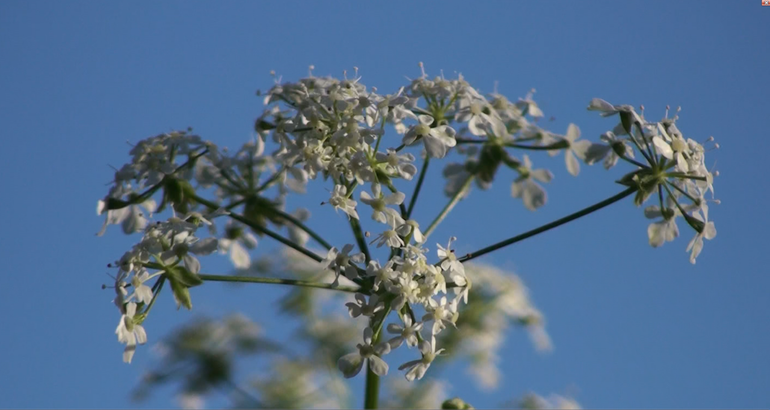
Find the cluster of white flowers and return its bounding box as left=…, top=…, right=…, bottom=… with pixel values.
left=98, top=64, right=719, bottom=386
left=586, top=99, right=719, bottom=263
left=108, top=211, right=218, bottom=363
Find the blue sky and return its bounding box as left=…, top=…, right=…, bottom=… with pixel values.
left=1, top=1, right=768, bottom=408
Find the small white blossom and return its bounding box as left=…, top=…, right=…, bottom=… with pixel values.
left=115, top=302, right=147, bottom=363
left=398, top=336, right=444, bottom=381
left=337, top=327, right=391, bottom=378
left=422, top=296, right=457, bottom=335
left=327, top=184, right=359, bottom=220
left=402, top=115, right=457, bottom=159
left=359, top=183, right=405, bottom=226
left=345, top=293, right=385, bottom=318
left=686, top=205, right=717, bottom=264
left=130, top=269, right=154, bottom=304
left=322, top=244, right=365, bottom=286
left=511, top=155, right=552, bottom=211
left=387, top=315, right=423, bottom=349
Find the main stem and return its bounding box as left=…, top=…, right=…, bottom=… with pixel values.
left=363, top=366, right=380, bottom=409
left=363, top=308, right=388, bottom=409
left=459, top=186, right=637, bottom=263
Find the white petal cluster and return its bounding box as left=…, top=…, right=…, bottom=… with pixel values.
left=588, top=99, right=719, bottom=263
left=108, top=211, right=219, bottom=362
left=97, top=65, right=721, bottom=385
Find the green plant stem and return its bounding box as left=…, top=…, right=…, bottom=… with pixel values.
left=424, top=175, right=473, bottom=239
left=349, top=216, right=372, bottom=264
left=272, top=207, right=333, bottom=250
left=255, top=167, right=286, bottom=192
left=192, top=194, right=324, bottom=263
left=364, top=367, right=380, bottom=409
left=458, top=186, right=637, bottom=263
left=406, top=157, right=430, bottom=219
left=198, top=273, right=359, bottom=293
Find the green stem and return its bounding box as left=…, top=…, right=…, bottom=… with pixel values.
left=406, top=157, right=430, bottom=219
left=636, top=122, right=658, bottom=167
left=618, top=153, right=649, bottom=169
left=198, top=273, right=359, bottom=293
left=458, top=186, right=637, bottom=263
left=256, top=168, right=286, bottom=192
left=273, top=207, right=333, bottom=250
left=503, top=140, right=570, bottom=151
left=363, top=366, right=380, bottom=409
left=424, top=175, right=473, bottom=239
left=349, top=216, right=372, bottom=264
left=192, top=194, right=324, bottom=263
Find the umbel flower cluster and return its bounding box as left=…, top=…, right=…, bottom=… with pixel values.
left=97, top=64, right=718, bottom=385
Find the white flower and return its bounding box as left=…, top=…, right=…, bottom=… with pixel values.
left=597, top=131, right=634, bottom=169
left=115, top=302, right=147, bottom=363
left=218, top=222, right=258, bottom=270
left=511, top=155, right=552, bottom=211
left=377, top=149, right=418, bottom=180
left=387, top=275, right=422, bottom=311
left=653, top=124, right=690, bottom=172
left=402, top=115, right=457, bottom=159
left=395, top=219, right=425, bottom=244
left=162, top=233, right=219, bottom=274
left=322, top=244, right=364, bottom=286
left=587, top=98, right=644, bottom=135
left=327, top=184, right=359, bottom=220
left=359, top=183, right=405, bottom=226
left=515, top=89, right=544, bottom=118
left=96, top=195, right=156, bottom=236
left=686, top=205, right=717, bottom=264
left=561, top=124, right=591, bottom=176
left=644, top=205, right=680, bottom=248
left=422, top=296, right=457, bottom=335
left=337, top=327, right=391, bottom=378
left=455, top=99, right=507, bottom=137
left=398, top=336, right=444, bottom=381
left=345, top=293, right=385, bottom=318
left=366, top=260, right=398, bottom=292
left=370, top=226, right=405, bottom=249
left=130, top=269, right=153, bottom=304
left=387, top=314, right=423, bottom=349
left=436, top=237, right=464, bottom=277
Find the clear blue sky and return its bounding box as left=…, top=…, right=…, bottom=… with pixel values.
left=1, top=1, right=768, bottom=408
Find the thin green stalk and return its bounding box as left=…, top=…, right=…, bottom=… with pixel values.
left=256, top=167, right=286, bottom=192
left=458, top=186, right=637, bottom=263
left=454, top=138, right=485, bottom=145
left=349, top=216, right=372, bottom=263
left=192, top=194, right=324, bottom=263
left=424, top=175, right=473, bottom=239
left=364, top=367, right=380, bottom=409
left=406, top=157, right=430, bottom=219
left=618, top=153, right=649, bottom=169
left=503, top=140, right=570, bottom=151
left=636, top=122, right=658, bottom=167
left=198, top=273, right=359, bottom=293
left=273, top=207, right=333, bottom=250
